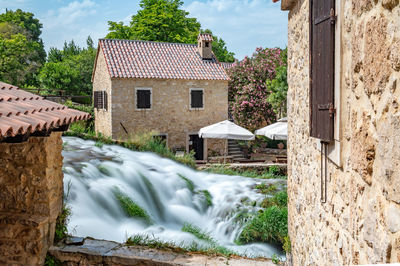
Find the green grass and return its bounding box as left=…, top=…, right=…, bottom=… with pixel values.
left=199, top=190, right=213, bottom=207
left=178, top=174, right=195, bottom=192
left=255, top=183, right=278, bottom=194
left=113, top=188, right=152, bottom=224
left=54, top=204, right=71, bottom=243
left=126, top=234, right=237, bottom=258
left=205, top=165, right=287, bottom=179
left=260, top=190, right=288, bottom=208
left=181, top=223, right=214, bottom=243
left=237, top=205, right=288, bottom=246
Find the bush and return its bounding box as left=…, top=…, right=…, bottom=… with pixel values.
left=261, top=190, right=288, bottom=208
left=237, top=205, right=288, bottom=245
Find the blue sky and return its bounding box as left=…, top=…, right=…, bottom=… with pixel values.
left=0, top=0, right=288, bottom=60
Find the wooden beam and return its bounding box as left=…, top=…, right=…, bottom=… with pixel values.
left=281, top=0, right=297, bottom=10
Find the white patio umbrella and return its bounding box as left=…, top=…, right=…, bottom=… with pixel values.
left=199, top=120, right=254, bottom=163
left=254, top=117, right=288, bottom=140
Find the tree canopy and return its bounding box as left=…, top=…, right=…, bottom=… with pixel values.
left=228, top=48, right=286, bottom=131
left=0, top=9, right=46, bottom=86
left=106, top=0, right=235, bottom=62
left=107, top=0, right=200, bottom=43
left=38, top=37, right=96, bottom=96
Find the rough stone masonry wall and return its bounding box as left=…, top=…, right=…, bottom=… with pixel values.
left=110, top=78, right=228, bottom=157
left=0, top=132, right=64, bottom=265
left=93, top=46, right=113, bottom=137
left=287, top=0, right=400, bottom=265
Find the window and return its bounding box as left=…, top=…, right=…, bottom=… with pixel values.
left=205, top=42, right=209, bottom=47
left=94, top=91, right=108, bottom=111
left=190, top=88, right=204, bottom=109
left=310, top=0, right=335, bottom=142
left=135, top=88, right=152, bottom=110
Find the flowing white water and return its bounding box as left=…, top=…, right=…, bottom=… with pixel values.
left=62, top=137, right=286, bottom=258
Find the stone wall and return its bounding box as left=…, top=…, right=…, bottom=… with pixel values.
left=287, top=0, right=400, bottom=265
left=108, top=78, right=228, bottom=157
left=0, top=132, right=64, bottom=265
left=93, top=46, right=113, bottom=137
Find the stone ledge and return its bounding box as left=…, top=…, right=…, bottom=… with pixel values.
left=49, top=237, right=274, bottom=266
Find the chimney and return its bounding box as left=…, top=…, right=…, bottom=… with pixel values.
left=198, top=33, right=213, bottom=60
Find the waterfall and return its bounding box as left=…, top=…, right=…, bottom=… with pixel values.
left=62, top=137, right=286, bottom=258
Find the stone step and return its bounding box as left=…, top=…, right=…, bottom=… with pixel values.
left=49, top=237, right=274, bottom=266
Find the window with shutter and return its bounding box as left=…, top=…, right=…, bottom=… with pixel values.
left=94, top=91, right=104, bottom=110
left=310, top=0, right=336, bottom=142
left=190, top=89, right=204, bottom=109
left=136, top=88, right=152, bottom=110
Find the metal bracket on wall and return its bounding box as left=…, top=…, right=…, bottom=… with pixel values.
left=320, top=141, right=328, bottom=203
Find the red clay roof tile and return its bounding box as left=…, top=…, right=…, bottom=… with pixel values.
left=99, top=39, right=229, bottom=81
left=0, top=81, right=90, bottom=140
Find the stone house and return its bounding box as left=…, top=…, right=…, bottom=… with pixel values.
left=92, top=34, right=229, bottom=160
left=274, top=0, right=400, bottom=265
left=0, top=81, right=89, bottom=265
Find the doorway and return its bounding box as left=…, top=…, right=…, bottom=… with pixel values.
left=189, top=134, right=204, bottom=160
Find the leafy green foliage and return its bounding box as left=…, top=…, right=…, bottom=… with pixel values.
left=255, top=183, right=278, bottom=194
left=107, top=0, right=200, bottom=44
left=271, top=254, right=281, bottom=264
left=267, top=48, right=288, bottom=117
left=228, top=47, right=285, bottom=131
left=205, top=165, right=287, bottom=179
left=54, top=205, right=71, bottom=243
left=63, top=100, right=94, bottom=133
left=106, top=1, right=235, bottom=63
left=237, top=205, right=288, bottom=245
left=113, top=188, right=152, bottom=224
left=260, top=190, right=288, bottom=209
left=38, top=38, right=96, bottom=96
left=283, top=235, right=291, bottom=253
left=0, top=9, right=46, bottom=87
left=44, top=254, right=61, bottom=266
left=182, top=223, right=214, bottom=243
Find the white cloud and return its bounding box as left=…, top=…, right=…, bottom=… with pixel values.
left=185, top=0, right=287, bottom=59
left=43, top=0, right=96, bottom=30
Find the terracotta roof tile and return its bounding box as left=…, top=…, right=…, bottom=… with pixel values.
left=99, top=39, right=229, bottom=80
left=220, top=62, right=235, bottom=70
left=198, top=33, right=213, bottom=42
left=0, top=81, right=90, bottom=140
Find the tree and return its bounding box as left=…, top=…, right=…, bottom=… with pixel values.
left=39, top=37, right=96, bottom=96
left=0, top=9, right=45, bottom=86
left=201, top=29, right=235, bottom=63
left=266, top=48, right=288, bottom=118
left=106, top=0, right=201, bottom=43
left=228, top=47, right=285, bottom=131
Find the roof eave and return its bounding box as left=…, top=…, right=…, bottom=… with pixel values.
left=273, top=0, right=297, bottom=11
